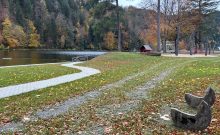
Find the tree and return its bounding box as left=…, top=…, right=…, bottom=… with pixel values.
left=157, top=0, right=161, bottom=52
left=175, top=0, right=181, bottom=56
left=122, top=31, right=129, bottom=50
left=21, top=0, right=33, bottom=18
left=188, top=0, right=219, bottom=53
left=27, top=20, right=40, bottom=48
left=161, top=0, right=169, bottom=53
left=160, top=0, right=191, bottom=56
left=46, top=19, right=57, bottom=48
left=145, top=24, right=158, bottom=49
left=2, top=17, right=26, bottom=48
left=89, top=0, right=119, bottom=50
left=0, top=0, right=9, bottom=23
left=34, top=0, right=49, bottom=45
left=104, top=31, right=116, bottom=50
left=116, top=0, right=122, bottom=51
left=141, top=0, right=163, bottom=52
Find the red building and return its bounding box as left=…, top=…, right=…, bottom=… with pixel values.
left=140, top=45, right=153, bottom=53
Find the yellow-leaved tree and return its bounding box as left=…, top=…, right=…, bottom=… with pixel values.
left=122, top=31, right=129, bottom=50
left=2, top=17, right=26, bottom=48
left=104, top=32, right=116, bottom=50
left=27, top=20, right=40, bottom=48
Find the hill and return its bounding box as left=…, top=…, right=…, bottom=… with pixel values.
left=0, top=0, right=219, bottom=50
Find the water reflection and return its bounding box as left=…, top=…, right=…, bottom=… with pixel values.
left=0, top=50, right=106, bottom=66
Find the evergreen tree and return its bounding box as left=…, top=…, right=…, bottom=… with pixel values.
left=189, top=0, right=219, bottom=51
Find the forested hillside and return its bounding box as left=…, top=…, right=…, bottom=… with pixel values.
left=0, top=0, right=147, bottom=50
left=0, top=0, right=219, bottom=51
left=0, top=0, right=87, bottom=49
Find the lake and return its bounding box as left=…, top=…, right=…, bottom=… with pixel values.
left=0, top=50, right=106, bottom=66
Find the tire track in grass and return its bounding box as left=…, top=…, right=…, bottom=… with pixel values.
left=79, top=69, right=175, bottom=135
left=34, top=61, right=168, bottom=119
left=78, top=60, right=194, bottom=135
left=0, top=60, right=170, bottom=133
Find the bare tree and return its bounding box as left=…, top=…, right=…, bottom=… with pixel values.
left=175, top=0, right=180, bottom=56
left=140, top=0, right=161, bottom=52
left=161, top=0, right=168, bottom=53
left=167, top=0, right=193, bottom=55
left=157, top=0, right=161, bottom=52
left=116, top=0, right=122, bottom=51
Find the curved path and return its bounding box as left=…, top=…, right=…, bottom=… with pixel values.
left=0, top=62, right=100, bottom=99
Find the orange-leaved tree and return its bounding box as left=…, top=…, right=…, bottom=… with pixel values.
left=104, top=31, right=116, bottom=50
left=2, top=17, right=26, bottom=48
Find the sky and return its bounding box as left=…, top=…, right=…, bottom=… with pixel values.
left=119, top=0, right=220, bottom=10
left=118, top=0, right=141, bottom=7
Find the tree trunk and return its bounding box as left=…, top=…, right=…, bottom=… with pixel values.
left=189, top=37, right=192, bottom=56
left=175, top=26, right=180, bottom=56
left=189, top=32, right=195, bottom=55
left=194, top=32, right=198, bottom=54
left=190, top=44, right=193, bottom=55
left=163, top=39, right=167, bottom=53
left=99, top=43, right=102, bottom=51
left=205, top=42, right=208, bottom=56
left=213, top=44, right=215, bottom=54
left=157, top=0, right=161, bottom=52
left=175, top=0, right=180, bottom=56
left=208, top=44, right=211, bottom=55
left=116, top=0, right=121, bottom=51
left=163, top=0, right=168, bottom=53
left=198, top=31, right=202, bottom=50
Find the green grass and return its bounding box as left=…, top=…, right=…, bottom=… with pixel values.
left=0, top=53, right=174, bottom=122
left=105, top=57, right=220, bottom=134
left=0, top=64, right=80, bottom=87
left=0, top=53, right=220, bottom=134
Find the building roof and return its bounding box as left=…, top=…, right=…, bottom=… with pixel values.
left=142, top=45, right=152, bottom=51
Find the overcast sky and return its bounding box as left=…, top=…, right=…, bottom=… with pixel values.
left=119, top=0, right=220, bottom=10
left=118, top=0, right=141, bottom=7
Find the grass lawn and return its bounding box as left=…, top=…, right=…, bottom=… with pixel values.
left=0, top=52, right=220, bottom=134
left=0, top=64, right=80, bottom=87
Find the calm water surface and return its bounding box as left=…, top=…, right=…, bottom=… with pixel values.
left=0, top=50, right=106, bottom=66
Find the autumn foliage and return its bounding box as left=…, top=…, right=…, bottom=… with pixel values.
left=27, top=20, right=40, bottom=48
left=2, top=18, right=40, bottom=48
left=104, top=32, right=116, bottom=50
left=2, top=18, right=26, bottom=48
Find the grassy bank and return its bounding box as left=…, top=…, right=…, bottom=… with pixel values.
left=0, top=64, right=80, bottom=87
left=0, top=53, right=174, bottom=124
left=103, top=58, right=220, bottom=134
left=0, top=53, right=220, bottom=134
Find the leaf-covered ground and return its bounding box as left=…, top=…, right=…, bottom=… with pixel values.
left=0, top=64, right=80, bottom=87
left=0, top=53, right=220, bottom=134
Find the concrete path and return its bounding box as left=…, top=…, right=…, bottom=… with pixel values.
left=0, top=62, right=100, bottom=99
left=162, top=54, right=218, bottom=57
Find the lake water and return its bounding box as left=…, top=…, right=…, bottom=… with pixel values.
left=0, top=50, right=106, bottom=66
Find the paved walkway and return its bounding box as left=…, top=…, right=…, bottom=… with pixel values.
left=162, top=54, right=218, bottom=57
left=0, top=62, right=100, bottom=99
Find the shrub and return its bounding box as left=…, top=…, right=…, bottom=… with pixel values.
left=0, top=44, right=4, bottom=50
